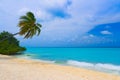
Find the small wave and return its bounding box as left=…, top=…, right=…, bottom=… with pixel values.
left=20, top=57, right=55, bottom=64
left=95, top=63, right=120, bottom=71
left=67, top=60, right=94, bottom=67
left=67, top=60, right=120, bottom=75
left=34, top=59, right=56, bottom=63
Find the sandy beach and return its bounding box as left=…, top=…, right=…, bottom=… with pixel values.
left=0, top=54, right=120, bottom=80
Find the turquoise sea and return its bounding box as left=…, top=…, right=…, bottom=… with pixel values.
left=17, top=48, right=120, bottom=75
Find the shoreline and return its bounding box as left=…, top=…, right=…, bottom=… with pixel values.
left=0, top=54, right=120, bottom=80
left=16, top=54, right=120, bottom=76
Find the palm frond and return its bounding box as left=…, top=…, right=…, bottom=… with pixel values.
left=36, top=26, right=41, bottom=36
left=26, top=12, right=36, bottom=22
left=18, top=21, right=30, bottom=27
left=24, top=30, right=31, bottom=39
left=36, top=23, right=42, bottom=28
left=20, top=16, right=31, bottom=21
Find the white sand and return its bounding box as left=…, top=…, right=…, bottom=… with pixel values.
left=0, top=54, right=120, bottom=80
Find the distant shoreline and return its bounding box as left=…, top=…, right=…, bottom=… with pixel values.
left=25, top=47, right=120, bottom=48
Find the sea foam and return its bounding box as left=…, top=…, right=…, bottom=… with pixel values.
left=67, top=60, right=120, bottom=75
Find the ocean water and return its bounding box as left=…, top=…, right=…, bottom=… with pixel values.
left=17, top=48, right=120, bottom=75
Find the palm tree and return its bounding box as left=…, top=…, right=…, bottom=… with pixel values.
left=0, top=12, right=42, bottom=42
left=18, top=12, right=42, bottom=38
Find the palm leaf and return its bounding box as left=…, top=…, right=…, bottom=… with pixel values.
left=20, top=16, right=31, bottom=21
left=18, top=21, right=30, bottom=27
left=26, top=12, right=36, bottom=22
left=36, top=26, right=41, bottom=36
left=36, top=23, right=42, bottom=28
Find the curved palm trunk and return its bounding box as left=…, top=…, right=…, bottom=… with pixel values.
left=12, top=32, right=20, bottom=36
left=0, top=32, right=20, bottom=43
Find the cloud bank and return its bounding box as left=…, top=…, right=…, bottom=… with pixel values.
left=0, top=0, right=120, bottom=47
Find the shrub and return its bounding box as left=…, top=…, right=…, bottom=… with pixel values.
left=0, top=31, right=26, bottom=55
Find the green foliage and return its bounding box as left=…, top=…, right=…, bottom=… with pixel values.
left=18, top=12, right=42, bottom=39
left=0, top=31, right=26, bottom=55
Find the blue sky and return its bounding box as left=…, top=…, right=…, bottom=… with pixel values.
left=0, top=0, right=120, bottom=47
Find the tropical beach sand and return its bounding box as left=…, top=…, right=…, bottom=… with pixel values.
left=0, top=54, right=120, bottom=80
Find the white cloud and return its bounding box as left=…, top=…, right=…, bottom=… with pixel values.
left=41, top=0, right=68, bottom=8
left=101, top=30, right=112, bottom=35
left=82, top=34, right=95, bottom=39
left=0, top=0, right=120, bottom=46
left=18, top=8, right=30, bottom=14
left=89, top=34, right=95, bottom=37
left=18, top=8, right=53, bottom=21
